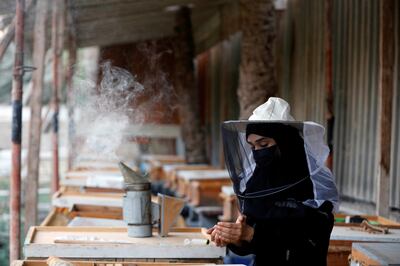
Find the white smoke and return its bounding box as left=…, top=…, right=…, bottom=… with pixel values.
left=73, top=61, right=144, bottom=162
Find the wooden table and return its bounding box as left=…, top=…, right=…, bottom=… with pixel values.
left=175, top=170, right=232, bottom=206
left=349, top=242, right=400, bottom=266
left=328, top=225, right=400, bottom=266
left=24, top=227, right=226, bottom=262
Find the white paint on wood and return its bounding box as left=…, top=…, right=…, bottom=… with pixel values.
left=52, top=195, right=123, bottom=208
left=68, top=217, right=125, bottom=227
left=61, top=171, right=124, bottom=189
left=177, top=170, right=230, bottom=181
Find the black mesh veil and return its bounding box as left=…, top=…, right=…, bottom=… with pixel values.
left=221, top=120, right=339, bottom=212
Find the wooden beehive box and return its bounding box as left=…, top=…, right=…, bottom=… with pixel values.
left=349, top=242, right=400, bottom=266
left=175, top=170, right=231, bottom=206
left=328, top=225, right=400, bottom=266
left=218, top=186, right=239, bottom=222
left=40, top=205, right=123, bottom=227
left=24, top=227, right=225, bottom=262
left=52, top=187, right=124, bottom=209
left=162, top=164, right=214, bottom=189
left=62, top=170, right=125, bottom=192
left=141, top=155, right=186, bottom=181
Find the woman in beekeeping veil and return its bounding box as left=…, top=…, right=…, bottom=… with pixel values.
left=207, top=97, right=339, bottom=266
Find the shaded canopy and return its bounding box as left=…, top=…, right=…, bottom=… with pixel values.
left=0, top=0, right=239, bottom=54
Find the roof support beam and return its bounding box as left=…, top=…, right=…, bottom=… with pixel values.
left=376, top=0, right=395, bottom=218
left=25, top=0, right=49, bottom=236
left=9, top=0, right=25, bottom=260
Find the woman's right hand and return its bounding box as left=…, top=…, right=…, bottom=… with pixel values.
left=207, top=215, right=254, bottom=247
left=207, top=225, right=227, bottom=247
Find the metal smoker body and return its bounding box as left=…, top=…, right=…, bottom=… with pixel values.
left=119, top=161, right=184, bottom=238
left=119, top=162, right=157, bottom=238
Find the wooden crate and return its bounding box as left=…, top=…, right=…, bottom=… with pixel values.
left=175, top=170, right=230, bottom=198
left=41, top=205, right=123, bottom=227
left=349, top=242, right=400, bottom=265
left=162, top=165, right=214, bottom=189
left=218, top=186, right=239, bottom=222
left=24, top=227, right=225, bottom=262
left=328, top=225, right=400, bottom=266
left=188, top=180, right=232, bottom=207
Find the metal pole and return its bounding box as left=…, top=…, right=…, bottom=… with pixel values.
left=10, top=0, right=25, bottom=261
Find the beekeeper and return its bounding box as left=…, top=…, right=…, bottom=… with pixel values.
left=207, top=97, right=339, bottom=266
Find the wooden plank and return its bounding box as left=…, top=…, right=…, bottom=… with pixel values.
left=71, top=0, right=232, bottom=10
left=334, top=214, right=400, bottom=228
left=62, top=170, right=125, bottom=190
left=176, top=170, right=230, bottom=181
left=12, top=259, right=245, bottom=266
left=52, top=190, right=124, bottom=208
left=40, top=208, right=70, bottom=227
left=350, top=242, right=400, bottom=266
left=141, top=155, right=185, bottom=164
left=24, top=226, right=226, bottom=259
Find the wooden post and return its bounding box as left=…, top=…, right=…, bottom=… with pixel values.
left=51, top=0, right=65, bottom=193
left=10, top=0, right=25, bottom=261
left=25, top=0, right=48, bottom=235
left=237, top=0, right=278, bottom=119
left=325, top=0, right=334, bottom=170
left=67, top=0, right=77, bottom=170
left=173, top=6, right=208, bottom=164
left=377, top=0, right=395, bottom=218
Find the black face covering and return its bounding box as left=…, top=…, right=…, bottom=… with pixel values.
left=252, top=145, right=278, bottom=167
